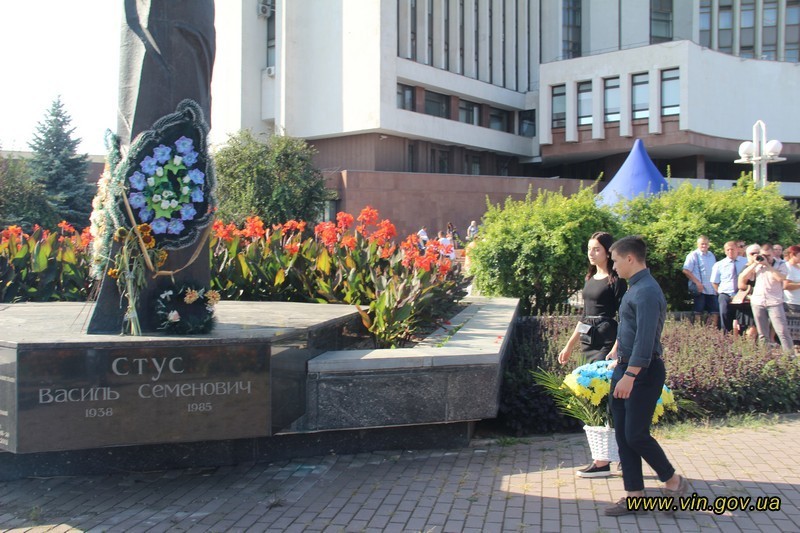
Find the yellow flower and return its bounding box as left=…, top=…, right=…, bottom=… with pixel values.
left=205, top=290, right=221, bottom=306
left=107, top=268, right=119, bottom=279
left=156, top=249, right=168, bottom=267
left=184, top=289, right=200, bottom=305
left=113, top=227, right=128, bottom=242
left=137, top=223, right=152, bottom=235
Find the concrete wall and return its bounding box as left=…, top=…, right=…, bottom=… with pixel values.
left=328, top=170, right=589, bottom=239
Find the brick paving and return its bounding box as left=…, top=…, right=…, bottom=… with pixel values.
left=2, top=416, right=800, bottom=532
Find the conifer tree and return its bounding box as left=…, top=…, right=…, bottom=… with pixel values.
left=28, top=97, right=93, bottom=229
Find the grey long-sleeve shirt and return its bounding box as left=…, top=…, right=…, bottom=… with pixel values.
left=617, top=268, right=666, bottom=368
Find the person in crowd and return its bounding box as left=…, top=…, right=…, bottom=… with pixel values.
left=682, top=235, right=718, bottom=327
left=438, top=231, right=455, bottom=260
left=739, top=243, right=793, bottom=353
left=737, top=240, right=747, bottom=258
left=466, top=220, right=479, bottom=242
left=559, top=232, right=627, bottom=478
left=447, top=222, right=460, bottom=249
left=416, top=226, right=429, bottom=251
left=783, top=245, right=800, bottom=315
left=733, top=244, right=760, bottom=341
left=774, top=243, right=784, bottom=261
left=603, top=236, right=688, bottom=516
left=711, top=241, right=748, bottom=333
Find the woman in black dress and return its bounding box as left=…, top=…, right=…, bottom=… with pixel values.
left=558, top=231, right=627, bottom=477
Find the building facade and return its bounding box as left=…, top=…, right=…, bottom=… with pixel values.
left=212, top=0, right=800, bottom=235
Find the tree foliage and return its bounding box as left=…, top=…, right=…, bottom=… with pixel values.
left=469, top=187, right=621, bottom=313
left=617, top=175, right=799, bottom=309
left=27, top=97, right=93, bottom=229
left=0, top=153, right=54, bottom=230
left=214, top=130, right=331, bottom=225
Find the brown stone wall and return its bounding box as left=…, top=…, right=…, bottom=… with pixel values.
left=327, top=170, right=591, bottom=239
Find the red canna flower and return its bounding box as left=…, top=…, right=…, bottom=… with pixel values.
left=357, top=206, right=378, bottom=227
left=380, top=244, right=396, bottom=259
left=79, top=227, right=93, bottom=249
left=438, top=258, right=452, bottom=276
left=284, top=242, right=300, bottom=255
left=57, top=220, right=76, bottom=234
left=212, top=220, right=238, bottom=242
left=340, top=234, right=357, bottom=250
left=283, top=219, right=304, bottom=233
left=314, top=221, right=338, bottom=248
left=241, top=216, right=266, bottom=240
left=336, top=212, right=354, bottom=231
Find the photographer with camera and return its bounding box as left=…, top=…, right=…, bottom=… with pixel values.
left=738, top=243, right=793, bottom=353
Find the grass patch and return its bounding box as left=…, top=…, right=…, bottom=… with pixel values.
left=652, top=412, right=784, bottom=440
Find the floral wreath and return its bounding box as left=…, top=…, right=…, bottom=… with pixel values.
left=155, top=283, right=220, bottom=334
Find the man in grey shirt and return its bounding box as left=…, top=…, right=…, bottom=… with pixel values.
left=604, top=236, right=688, bottom=516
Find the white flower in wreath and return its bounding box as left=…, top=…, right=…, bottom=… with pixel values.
left=167, top=310, right=181, bottom=323
left=160, top=290, right=173, bottom=300
left=173, top=155, right=183, bottom=165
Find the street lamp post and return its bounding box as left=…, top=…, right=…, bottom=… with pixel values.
left=734, top=120, right=785, bottom=188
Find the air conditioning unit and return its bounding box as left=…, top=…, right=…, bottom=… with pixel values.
left=265, top=66, right=276, bottom=77
left=258, top=0, right=273, bottom=18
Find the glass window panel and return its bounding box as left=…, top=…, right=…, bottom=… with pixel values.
left=719, top=29, right=733, bottom=47
left=787, top=26, right=800, bottom=44
left=577, top=81, right=592, bottom=126
left=763, top=26, right=777, bottom=45
left=741, top=28, right=755, bottom=46
left=741, top=7, right=755, bottom=28
left=719, top=9, right=733, bottom=30
left=763, top=3, right=778, bottom=26
left=519, top=110, right=536, bottom=137
left=661, top=68, right=679, bottom=116
left=552, top=85, right=566, bottom=128
left=424, top=90, right=450, bottom=117
left=397, top=84, right=415, bottom=110
left=632, top=73, right=649, bottom=119
left=458, top=100, right=480, bottom=125
left=489, top=107, right=509, bottom=131
left=604, top=78, right=620, bottom=123
left=788, top=3, right=800, bottom=25
left=762, top=44, right=777, bottom=60
left=786, top=45, right=800, bottom=62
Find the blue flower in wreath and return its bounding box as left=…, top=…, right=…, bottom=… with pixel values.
left=129, top=192, right=146, bottom=210
left=175, top=136, right=194, bottom=154
left=181, top=150, right=198, bottom=166
left=180, top=204, right=197, bottom=221
left=151, top=218, right=168, bottom=235
left=188, top=169, right=205, bottom=185
left=167, top=219, right=185, bottom=235
left=190, top=187, right=204, bottom=203
left=139, top=207, right=154, bottom=222
left=141, top=155, right=158, bottom=175
left=153, top=144, right=172, bottom=164
left=129, top=171, right=146, bottom=191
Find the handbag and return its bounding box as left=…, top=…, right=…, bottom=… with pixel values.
left=730, top=287, right=751, bottom=305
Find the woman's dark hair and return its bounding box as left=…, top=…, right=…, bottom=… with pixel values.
left=586, top=231, right=618, bottom=285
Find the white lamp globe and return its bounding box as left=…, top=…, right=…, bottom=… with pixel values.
left=765, top=139, right=783, bottom=157
left=738, top=141, right=755, bottom=158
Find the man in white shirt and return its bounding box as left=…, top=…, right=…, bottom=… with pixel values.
left=783, top=245, right=800, bottom=315
left=711, top=241, right=748, bottom=333
left=416, top=226, right=429, bottom=251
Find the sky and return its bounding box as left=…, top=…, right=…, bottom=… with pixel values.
left=0, top=1, right=122, bottom=155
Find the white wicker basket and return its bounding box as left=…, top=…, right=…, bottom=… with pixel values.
left=583, top=425, right=620, bottom=462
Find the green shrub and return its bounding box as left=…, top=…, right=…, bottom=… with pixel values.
left=497, top=314, right=583, bottom=436
left=662, top=320, right=800, bottom=416
left=617, top=175, right=799, bottom=310
left=469, top=186, right=621, bottom=314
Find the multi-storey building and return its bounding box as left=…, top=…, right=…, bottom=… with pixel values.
left=212, top=0, right=800, bottom=236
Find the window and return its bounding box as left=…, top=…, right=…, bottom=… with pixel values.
left=397, top=84, right=415, bottom=110
left=552, top=85, right=566, bottom=128
left=632, top=73, right=649, bottom=120
left=424, top=90, right=450, bottom=118
left=719, top=0, right=732, bottom=53
left=650, top=0, right=673, bottom=44
left=430, top=147, right=449, bottom=173
left=741, top=0, right=755, bottom=52
left=458, top=100, right=480, bottom=125
left=410, top=0, right=417, bottom=60
left=518, top=110, right=536, bottom=137
left=465, top=153, right=481, bottom=175
left=762, top=43, right=777, bottom=60
left=562, top=0, right=581, bottom=59
left=786, top=1, right=800, bottom=62
left=577, top=81, right=592, bottom=126
left=267, top=8, right=276, bottom=67
left=740, top=0, right=755, bottom=28
left=604, top=77, right=620, bottom=123
left=427, top=0, right=433, bottom=64
left=763, top=1, right=778, bottom=27
left=407, top=142, right=416, bottom=172
left=699, top=0, right=711, bottom=47
left=489, top=107, right=511, bottom=132
left=661, top=68, right=679, bottom=116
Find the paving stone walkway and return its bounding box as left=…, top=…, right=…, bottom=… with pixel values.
left=1, top=415, right=799, bottom=532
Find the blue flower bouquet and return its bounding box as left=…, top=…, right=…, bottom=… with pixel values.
left=532, top=360, right=677, bottom=427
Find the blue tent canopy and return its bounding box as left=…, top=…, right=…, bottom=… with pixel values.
left=596, top=139, right=669, bottom=206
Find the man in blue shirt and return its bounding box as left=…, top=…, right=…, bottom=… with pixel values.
left=682, top=235, right=718, bottom=327
left=711, top=240, right=748, bottom=333
left=604, top=236, right=688, bottom=516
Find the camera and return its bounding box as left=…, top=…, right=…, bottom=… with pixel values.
left=756, top=254, right=765, bottom=262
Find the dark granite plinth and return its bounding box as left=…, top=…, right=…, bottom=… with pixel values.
left=0, top=422, right=473, bottom=481
left=0, top=302, right=358, bottom=453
